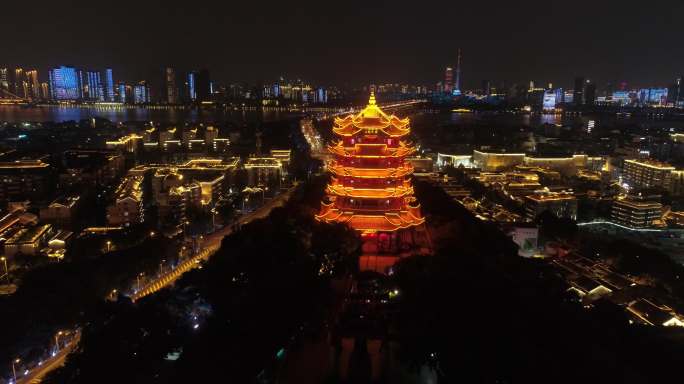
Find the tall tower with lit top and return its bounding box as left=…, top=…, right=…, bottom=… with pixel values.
left=454, top=48, right=462, bottom=95
left=317, top=92, right=424, bottom=252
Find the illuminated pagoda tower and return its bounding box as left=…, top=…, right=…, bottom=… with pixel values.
left=316, top=92, right=425, bottom=252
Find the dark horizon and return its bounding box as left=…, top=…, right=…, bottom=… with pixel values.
left=3, top=0, right=684, bottom=89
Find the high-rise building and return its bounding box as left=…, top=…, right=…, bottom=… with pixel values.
left=133, top=81, right=150, bottom=104
left=454, top=49, right=462, bottom=95
left=314, top=87, right=327, bottom=104
left=639, top=88, right=669, bottom=106
left=622, top=159, right=674, bottom=191
left=316, top=93, right=425, bottom=241
left=444, top=67, right=453, bottom=94
left=543, top=90, right=557, bottom=111
left=584, top=80, right=596, bottom=105
left=187, top=71, right=197, bottom=101
left=117, top=82, right=127, bottom=103
left=13, top=68, right=24, bottom=98
left=83, top=71, right=103, bottom=101
left=563, top=90, right=574, bottom=104
left=165, top=67, right=178, bottom=104
left=104, top=69, right=115, bottom=102
left=196, top=69, right=211, bottom=102
left=41, top=82, right=49, bottom=99
left=0, top=68, right=9, bottom=97
left=668, top=77, right=682, bottom=106
left=573, top=77, right=585, bottom=105
left=25, top=70, right=40, bottom=100
left=48, top=66, right=80, bottom=100
left=611, top=194, right=662, bottom=229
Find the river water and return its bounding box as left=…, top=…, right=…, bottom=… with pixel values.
left=0, top=105, right=295, bottom=124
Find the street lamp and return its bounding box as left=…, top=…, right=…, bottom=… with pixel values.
left=106, top=241, right=112, bottom=253
left=0, top=256, right=9, bottom=284
left=55, top=331, right=63, bottom=352
left=11, top=358, right=20, bottom=383
left=159, top=259, right=166, bottom=276
left=136, top=272, right=144, bottom=292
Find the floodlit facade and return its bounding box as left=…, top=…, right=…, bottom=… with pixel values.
left=4, top=224, right=53, bottom=257
left=106, top=176, right=144, bottom=227
left=622, top=159, right=674, bottom=191
left=611, top=195, right=663, bottom=228
left=524, top=191, right=578, bottom=221
left=317, top=93, right=424, bottom=234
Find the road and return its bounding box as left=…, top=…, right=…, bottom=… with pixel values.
left=132, top=185, right=296, bottom=301
left=16, top=330, right=81, bottom=384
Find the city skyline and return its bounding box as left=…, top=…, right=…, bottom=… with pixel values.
left=3, top=0, right=684, bottom=88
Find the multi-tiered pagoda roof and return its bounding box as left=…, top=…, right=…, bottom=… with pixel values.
left=316, top=93, right=424, bottom=233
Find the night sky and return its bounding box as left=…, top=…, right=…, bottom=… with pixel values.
left=5, top=0, right=684, bottom=88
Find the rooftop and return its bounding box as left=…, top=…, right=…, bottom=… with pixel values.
left=0, top=159, right=50, bottom=169
left=115, top=176, right=143, bottom=202
left=333, top=92, right=411, bottom=138
left=49, top=196, right=80, bottom=209
left=244, top=157, right=282, bottom=168
left=624, top=158, right=675, bottom=170
left=525, top=191, right=576, bottom=202
left=6, top=224, right=51, bottom=245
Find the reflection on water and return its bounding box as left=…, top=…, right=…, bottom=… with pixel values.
left=446, top=111, right=569, bottom=126
left=443, top=110, right=684, bottom=130
left=0, top=105, right=294, bottom=123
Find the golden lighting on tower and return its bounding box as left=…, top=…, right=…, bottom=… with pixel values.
left=316, top=92, right=424, bottom=233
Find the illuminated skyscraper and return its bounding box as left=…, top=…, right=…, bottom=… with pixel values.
left=104, top=69, right=115, bottom=102
left=25, top=70, right=40, bottom=100
left=0, top=68, right=9, bottom=96
left=444, top=67, right=453, bottom=94
left=13, top=68, right=24, bottom=98
left=314, top=87, right=327, bottom=104
left=317, top=93, right=425, bottom=248
left=41, top=82, right=49, bottom=99
left=187, top=71, right=197, bottom=101
left=84, top=71, right=104, bottom=101
left=165, top=67, right=178, bottom=104
left=48, top=66, right=80, bottom=100
left=117, top=82, right=127, bottom=103
left=133, top=81, right=150, bottom=104
left=454, top=49, right=462, bottom=95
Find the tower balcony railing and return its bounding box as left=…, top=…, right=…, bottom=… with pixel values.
left=328, top=162, right=414, bottom=178
left=326, top=184, right=414, bottom=199
left=328, top=141, right=415, bottom=158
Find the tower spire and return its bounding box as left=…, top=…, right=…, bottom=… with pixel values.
left=454, top=48, right=462, bottom=94
left=368, top=91, right=376, bottom=106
